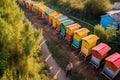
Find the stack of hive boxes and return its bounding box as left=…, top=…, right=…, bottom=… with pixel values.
left=90, top=43, right=111, bottom=68
left=38, top=6, right=50, bottom=19
left=31, top=2, right=37, bottom=12
left=33, top=3, right=38, bottom=12
left=25, top=1, right=30, bottom=9
left=80, top=34, right=99, bottom=58
left=60, top=19, right=75, bottom=36
left=72, top=28, right=89, bottom=48
left=45, top=9, right=55, bottom=23
left=52, top=13, right=63, bottom=28
left=56, top=16, right=69, bottom=31
left=48, top=12, right=58, bottom=25
left=66, top=23, right=80, bottom=41
left=102, top=53, right=120, bottom=80
left=34, top=3, right=42, bottom=14
left=29, top=1, right=36, bottom=11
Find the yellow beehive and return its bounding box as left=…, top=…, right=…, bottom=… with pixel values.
left=33, top=3, right=43, bottom=10
left=73, top=28, right=90, bottom=41
left=48, top=12, right=58, bottom=20
left=28, top=2, right=31, bottom=7
left=52, top=14, right=63, bottom=28
left=66, top=23, right=80, bottom=35
left=80, top=46, right=92, bottom=57
left=82, top=34, right=99, bottom=49
left=38, top=6, right=49, bottom=14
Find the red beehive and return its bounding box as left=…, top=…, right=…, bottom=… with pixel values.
left=105, top=53, right=120, bottom=72
left=92, top=43, right=111, bottom=60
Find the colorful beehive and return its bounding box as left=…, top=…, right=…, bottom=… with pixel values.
left=52, top=13, right=63, bottom=28
left=48, top=12, right=58, bottom=25
left=27, top=1, right=31, bottom=10
left=33, top=3, right=43, bottom=14
left=38, top=6, right=50, bottom=19
left=102, top=53, right=120, bottom=80
left=90, top=43, right=111, bottom=68
left=29, top=1, right=36, bottom=11
left=60, top=19, right=75, bottom=36
left=66, top=23, right=80, bottom=41
left=45, top=9, right=55, bottom=23
left=25, top=1, right=29, bottom=8
left=80, top=34, right=99, bottom=58
left=72, top=28, right=90, bottom=48
left=56, top=16, right=69, bottom=31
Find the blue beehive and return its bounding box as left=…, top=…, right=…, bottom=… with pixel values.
left=100, top=10, right=120, bottom=30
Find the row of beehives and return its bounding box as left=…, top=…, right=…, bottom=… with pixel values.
left=19, top=1, right=120, bottom=80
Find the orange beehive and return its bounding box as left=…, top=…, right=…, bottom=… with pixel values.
left=92, top=43, right=111, bottom=60
left=102, top=53, right=120, bottom=80
left=105, top=53, right=120, bottom=72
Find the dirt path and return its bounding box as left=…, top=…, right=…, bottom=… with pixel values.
left=40, top=37, right=70, bottom=80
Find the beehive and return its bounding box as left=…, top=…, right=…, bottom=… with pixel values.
left=33, top=3, right=43, bottom=13
left=45, top=9, right=55, bottom=22
left=73, top=28, right=90, bottom=41
left=92, top=43, right=111, bottom=60
left=82, top=34, right=99, bottom=49
left=90, top=43, right=111, bottom=68
left=56, top=16, right=69, bottom=31
left=102, top=53, right=120, bottom=79
left=72, top=39, right=82, bottom=48
left=48, top=12, right=58, bottom=24
left=60, top=19, right=75, bottom=36
left=52, top=13, right=63, bottom=28
left=66, top=23, right=80, bottom=35
left=38, top=6, right=50, bottom=19
left=80, top=46, right=92, bottom=57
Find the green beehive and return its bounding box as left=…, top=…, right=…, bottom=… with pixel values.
left=60, top=19, right=74, bottom=36
left=72, top=38, right=82, bottom=48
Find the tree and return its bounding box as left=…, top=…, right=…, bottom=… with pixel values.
left=0, top=0, right=51, bottom=79
left=84, top=0, right=112, bottom=18
left=94, top=24, right=107, bottom=42
left=105, top=27, right=117, bottom=42
left=108, top=32, right=120, bottom=54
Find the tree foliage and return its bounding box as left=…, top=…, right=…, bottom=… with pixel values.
left=84, top=0, right=112, bottom=18
left=94, top=24, right=117, bottom=43
left=0, top=0, right=51, bottom=79
left=108, top=32, right=120, bottom=54
left=43, top=0, right=113, bottom=19
left=94, top=24, right=107, bottom=42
